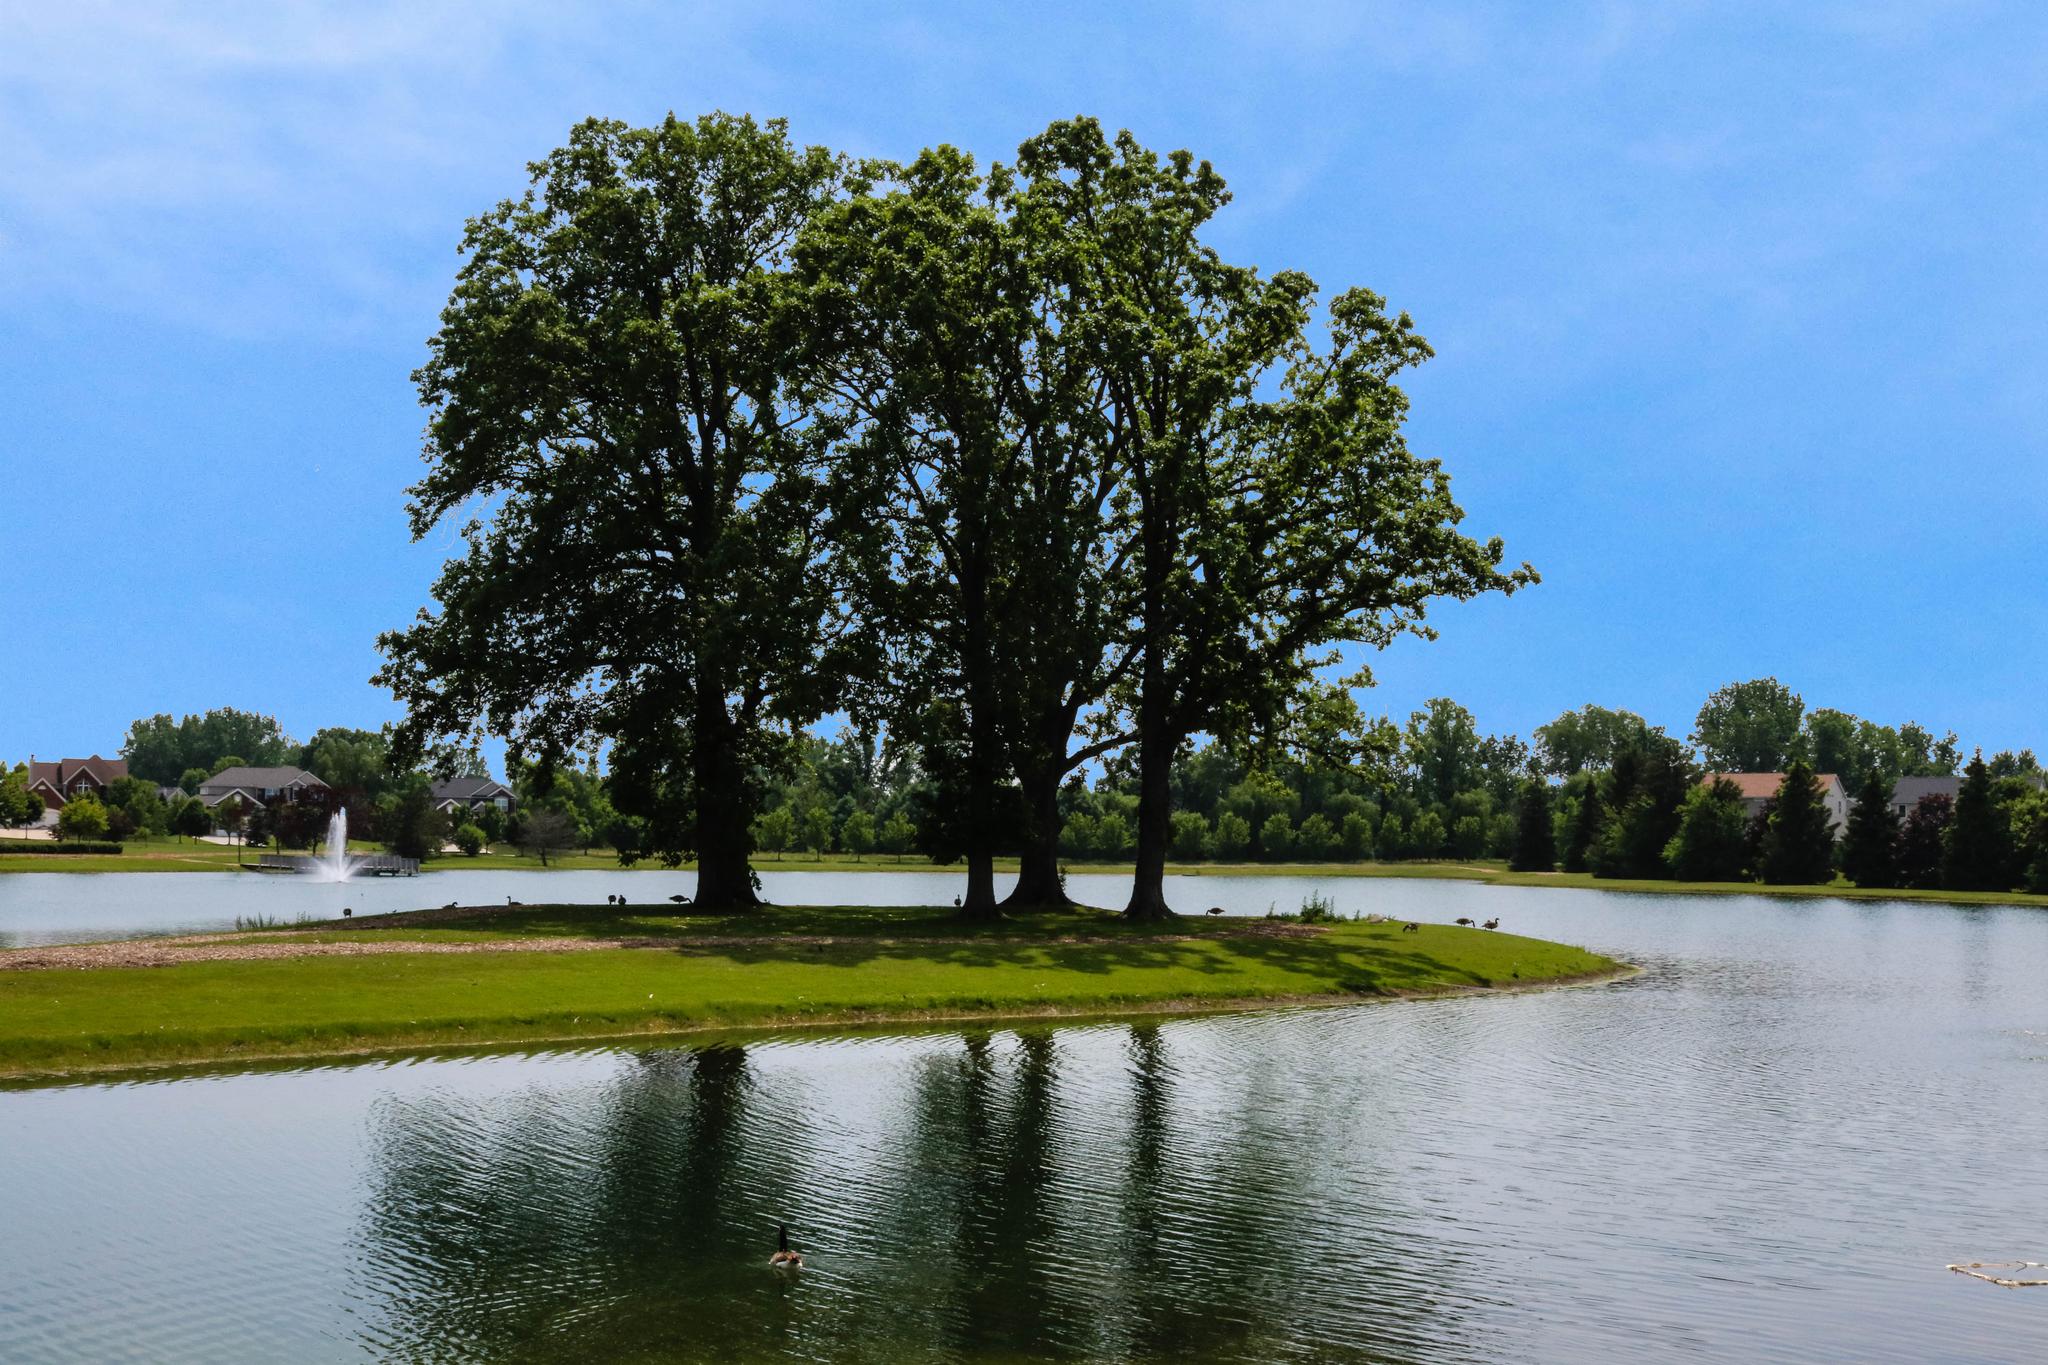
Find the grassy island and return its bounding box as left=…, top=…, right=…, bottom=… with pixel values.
left=0, top=903, right=1623, bottom=1079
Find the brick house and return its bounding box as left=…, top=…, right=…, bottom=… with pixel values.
left=25, top=755, right=129, bottom=811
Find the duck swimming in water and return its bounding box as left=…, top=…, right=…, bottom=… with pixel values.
left=770, top=1223, right=803, bottom=1269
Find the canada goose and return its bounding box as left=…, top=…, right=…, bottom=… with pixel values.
left=953, top=895, right=961, bottom=907
left=607, top=894, right=617, bottom=905
left=342, top=907, right=352, bottom=918
left=443, top=901, right=458, bottom=910
left=1455, top=917, right=1475, bottom=927
left=507, top=896, right=522, bottom=906
left=770, top=1223, right=803, bottom=1269
left=1206, top=906, right=1225, bottom=916
left=1402, top=921, right=1420, bottom=932
left=670, top=893, right=690, bottom=904
left=1482, top=918, right=1500, bottom=930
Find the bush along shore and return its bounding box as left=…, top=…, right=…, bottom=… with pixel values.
left=0, top=902, right=1623, bottom=1079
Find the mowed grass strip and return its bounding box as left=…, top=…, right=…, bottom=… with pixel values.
left=0, top=911, right=1618, bottom=1076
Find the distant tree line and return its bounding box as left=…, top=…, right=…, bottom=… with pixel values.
left=374, top=112, right=1530, bottom=917
left=732, top=676, right=2046, bottom=896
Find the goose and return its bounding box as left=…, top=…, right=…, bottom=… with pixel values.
left=953, top=895, right=962, bottom=908
left=669, top=894, right=691, bottom=905
left=443, top=901, right=458, bottom=910
left=770, top=1223, right=803, bottom=1269
left=1455, top=917, right=1475, bottom=927
left=1482, top=918, right=1500, bottom=930
left=1401, top=921, right=1420, bottom=933
left=607, top=894, right=618, bottom=905
left=1206, top=906, right=1225, bottom=916
left=342, top=907, right=352, bottom=918
left=507, top=896, right=523, bottom=906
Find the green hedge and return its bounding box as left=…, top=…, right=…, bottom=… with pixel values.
left=0, top=841, right=125, bottom=855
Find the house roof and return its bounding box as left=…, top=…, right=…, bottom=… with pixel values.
left=1890, top=775, right=1959, bottom=807
left=431, top=777, right=511, bottom=801
left=1703, top=772, right=1845, bottom=800
left=199, top=765, right=328, bottom=791
left=26, top=756, right=128, bottom=789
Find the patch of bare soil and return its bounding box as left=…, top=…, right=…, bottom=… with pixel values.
left=0, top=914, right=1326, bottom=972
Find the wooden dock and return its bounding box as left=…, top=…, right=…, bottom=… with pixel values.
left=252, top=854, right=421, bottom=877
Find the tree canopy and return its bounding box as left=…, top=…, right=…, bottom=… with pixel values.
left=1692, top=677, right=1804, bottom=773
left=376, top=113, right=849, bottom=909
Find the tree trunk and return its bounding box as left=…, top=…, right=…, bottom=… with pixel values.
left=692, top=682, right=760, bottom=912
left=1124, top=716, right=1176, bottom=920
left=1123, top=630, right=1178, bottom=920
left=1003, top=766, right=1071, bottom=911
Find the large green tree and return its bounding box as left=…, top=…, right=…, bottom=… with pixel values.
left=376, top=114, right=846, bottom=909
left=1758, top=760, right=1835, bottom=885
left=1839, top=770, right=1900, bottom=889
left=1692, top=677, right=1804, bottom=773
left=1028, top=123, right=1527, bottom=918
left=1532, top=704, right=1655, bottom=777
left=1508, top=778, right=1556, bottom=872
left=121, top=708, right=297, bottom=784
left=1942, top=751, right=2015, bottom=891
left=1663, top=777, right=1751, bottom=882
left=798, top=137, right=1128, bottom=917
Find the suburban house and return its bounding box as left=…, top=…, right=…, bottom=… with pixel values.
left=1889, top=775, right=1960, bottom=820
left=1702, top=772, right=1853, bottom=835
left=431, top=777, right=514, bottom=815
left=198, top=765, right=329, bottom=809
left=25, top=755, right=129, bottom=810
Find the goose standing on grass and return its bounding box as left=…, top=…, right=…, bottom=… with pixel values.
left=670, top=894, right=691, bottom=905
left=507, top=896, right=522, bottom=907
left=1455, top=917, right=1475, bottom=927
left=1482, top=918, right=1500, bottom=930
left=770, top=1223, right=803, bottom=1269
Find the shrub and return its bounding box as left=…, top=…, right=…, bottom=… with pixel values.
left=452, top=823, right=486, bottom=857
left=1294, top=813, right=1337, bottom=861
left=0, top=841, right=126, bottom=855
left=1258, top=812, right=1295, bottom=860
left=1663, top=778, right=1750, bottom=882
left=1298, top=890, right=1341, bottom=923
left=1338, top=810, right=1375, bottom=861
left=56, top=793, right=112, bottom=842
left=1169, top=810, right=1212, bottom=862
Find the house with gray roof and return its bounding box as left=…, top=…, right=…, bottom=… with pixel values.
left=1889, top=775, right=1959, bottom=820
left=199, top=765, right=329, bottom=809
left=431, top=777, right=514, bottom=815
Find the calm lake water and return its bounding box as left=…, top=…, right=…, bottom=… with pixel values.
left=3, top=873, right=2046, bottom=1361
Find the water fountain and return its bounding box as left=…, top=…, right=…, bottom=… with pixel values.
left=315, top=808, right=355, bottom=882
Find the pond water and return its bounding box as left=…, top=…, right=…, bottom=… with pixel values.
left=0, top=866, right=1365, bottom=948
left=3, top=875, right=2047, bottom=1361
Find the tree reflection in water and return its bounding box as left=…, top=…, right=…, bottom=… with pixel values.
left=348, top=1025, right=1469, bottom=1362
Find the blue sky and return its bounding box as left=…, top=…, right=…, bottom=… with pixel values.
left=4, top=1, right=2045, bottom=769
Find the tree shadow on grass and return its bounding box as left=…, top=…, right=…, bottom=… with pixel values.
left=662, top=930, right=1501, bottom=995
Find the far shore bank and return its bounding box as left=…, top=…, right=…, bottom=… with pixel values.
left=0, top=902, right=1622, bottom=1080
left=5, top=839, right=2047, bottom=912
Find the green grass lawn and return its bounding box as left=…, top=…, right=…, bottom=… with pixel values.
left=0, top=904, right=1620, bottom=1078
